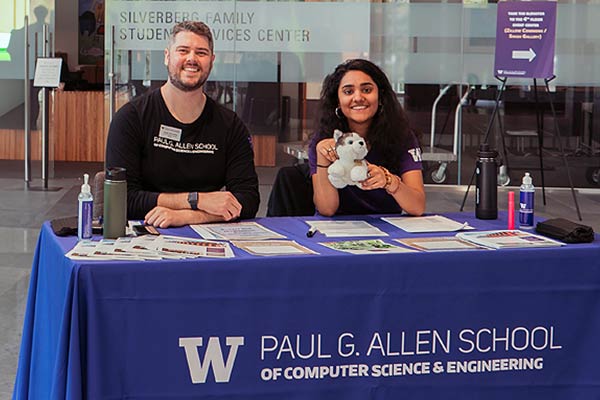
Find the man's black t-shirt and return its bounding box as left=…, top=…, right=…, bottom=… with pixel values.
left=106, top=89, right=259, bottom=220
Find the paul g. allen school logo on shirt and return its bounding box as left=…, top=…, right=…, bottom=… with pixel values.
left=154, top=124, right=218, bottom=154
left=179, top=336, right=245, bottom=383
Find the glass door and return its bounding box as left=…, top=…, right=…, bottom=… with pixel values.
left=0, top=0, right=55, bottom=182
left=104, top=0, right=372, bottom=168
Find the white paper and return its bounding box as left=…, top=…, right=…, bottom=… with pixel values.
left=247, top=245, right=304, bottom=254
left=191, top=222, right=286, bottom=240
left=455, top=230, right=564, bottom=249
left=382, top=215, right=475, bottom=233
left=232, top=240, right=318, bottom=256
left=395, top=237, right=489, bottom=251
left=33, top=58, right=63, bottom=88
left=306, top=220, right=387, bottom=237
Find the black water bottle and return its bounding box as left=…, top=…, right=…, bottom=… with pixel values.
left=475, top=143, right=498, bottom=220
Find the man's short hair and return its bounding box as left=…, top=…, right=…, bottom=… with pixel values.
left=169, top=21, right=214, bottom=52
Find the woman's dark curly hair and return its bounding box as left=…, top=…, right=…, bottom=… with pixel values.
left=313, top=59, right=415, bottom=169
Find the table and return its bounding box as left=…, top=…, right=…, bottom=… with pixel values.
left=13, top=213, right=600, bottom=399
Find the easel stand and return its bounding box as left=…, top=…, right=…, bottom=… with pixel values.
left=460, top=75, right=582, bottom=221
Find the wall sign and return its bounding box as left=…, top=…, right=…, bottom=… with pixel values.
left=107, top=0, right=370, bottom=53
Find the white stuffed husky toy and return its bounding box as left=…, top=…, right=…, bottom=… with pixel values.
left=327, top=129, right=369, bottom=189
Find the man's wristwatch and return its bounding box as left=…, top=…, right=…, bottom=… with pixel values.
left=188, top=192, right=199, bottom=210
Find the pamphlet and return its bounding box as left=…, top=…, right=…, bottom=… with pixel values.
left=320, top=239, right=415, bottom=255
left=455, top=230, right=564, bottom=249
left=66, top=240, right=127, bottom=261
left=66, top=234, right=234, bottom=261
left=91, top=239, right=144, bottom=260
left=232, top=240, right=318, bottom=256
left=306, top=220, right=387, bottom=237
left=395, top=237, right=489, bottom=252
left=122, top=235, right=185, bottom=259
left=191, top=222, right=286, bottom=240
left=382, top=215, right=474, bottom=233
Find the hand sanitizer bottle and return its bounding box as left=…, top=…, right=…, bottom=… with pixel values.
left=519, top=172, right=535, bottom=229
left=78, top=173, right=93, bottom=240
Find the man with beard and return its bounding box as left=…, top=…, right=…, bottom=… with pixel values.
left=106, top=21, right=259, bottom=228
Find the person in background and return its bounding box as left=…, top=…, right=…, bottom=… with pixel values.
left=308, top=59, right=426, bottom=216
left=106, top=21, right=259, bottom=228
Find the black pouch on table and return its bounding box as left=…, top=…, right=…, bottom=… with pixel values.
left=535, top=218, right=595, bottom=243
left=50, top=216, right=78, bottom=236
left=50, top=216, right=103, bottom=236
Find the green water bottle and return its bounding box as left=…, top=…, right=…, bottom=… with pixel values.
left=103, top=167, right=127, bottom=239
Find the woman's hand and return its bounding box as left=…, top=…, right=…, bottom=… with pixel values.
left=316, top=138, right=338, bottom=165
left=312, top=137, right=341, bottom=216
left=360, top=163, right=391, bottom=190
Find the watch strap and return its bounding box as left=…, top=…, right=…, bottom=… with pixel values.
left=188, top=192, right=199, bottom=210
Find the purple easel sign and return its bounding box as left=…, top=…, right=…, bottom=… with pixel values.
left=494, top=1, right=557, bottom=79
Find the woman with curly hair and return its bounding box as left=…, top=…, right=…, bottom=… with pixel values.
left=308, top=59, right=426, bottom=216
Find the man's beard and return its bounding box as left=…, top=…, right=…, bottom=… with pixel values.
left=167, top=63, right=210, bottom=92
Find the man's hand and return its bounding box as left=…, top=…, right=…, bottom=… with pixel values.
left=155, top=191, right=242, bottom=222
left=198, top=191, right=242, bottom=221
left=144, top=207, right=189, bottom=228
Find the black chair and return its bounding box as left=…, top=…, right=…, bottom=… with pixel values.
left=267, top=164, right=315, bottom=217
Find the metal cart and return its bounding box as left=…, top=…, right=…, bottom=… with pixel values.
left=422, top=83, right=471, bottom=184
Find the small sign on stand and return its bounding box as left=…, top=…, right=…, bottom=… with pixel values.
left=494, top=1, right=557, bottom=79
left=30, top=57, right=63, bottom=192
left=33, top=57, right=63, bottom=88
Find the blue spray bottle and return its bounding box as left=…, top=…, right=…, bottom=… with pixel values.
left=78, top=173, right=93, bottom=240
left=519, top=172, right=535, bottom=229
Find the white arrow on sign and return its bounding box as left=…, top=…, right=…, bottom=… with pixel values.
left=512, top=48, right=537, bottom=62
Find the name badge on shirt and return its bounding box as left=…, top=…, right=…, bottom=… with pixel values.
left=159, top=124, right=182, bottom=141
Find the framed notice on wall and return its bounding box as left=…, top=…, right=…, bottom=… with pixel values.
left=494, top=1, right=557, bottom=79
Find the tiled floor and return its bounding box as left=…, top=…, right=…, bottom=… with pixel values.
left=1, top=161, right=599, bottom=399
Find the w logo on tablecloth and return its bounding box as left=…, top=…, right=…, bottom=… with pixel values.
left=179, top=336, right=245, bottom=383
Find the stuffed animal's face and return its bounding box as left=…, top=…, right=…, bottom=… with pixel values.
left=333, top=130, right=368, bottom=161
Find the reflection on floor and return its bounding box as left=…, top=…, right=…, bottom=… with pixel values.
left=1, top=161, right=599, bottom=398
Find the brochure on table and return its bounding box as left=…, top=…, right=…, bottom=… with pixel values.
left=66, top=235, right=234, bottom=260
left=382, top=215, right=474, bottom=233
left=191, top=221, right=286, bottom=240
left=320, top=239, right=416, bottom=255
left=306, top=220, right=387, bottom=237
left=232, top=240, right=318, bottom=256
left=396, top=237, right=490, bottom=252
left=455, top=230, right=564, bottom=249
